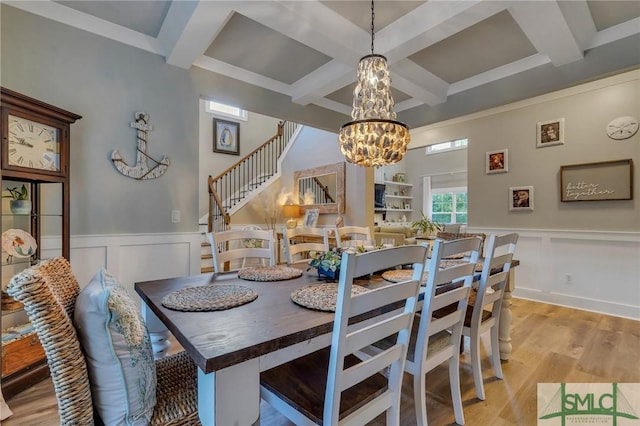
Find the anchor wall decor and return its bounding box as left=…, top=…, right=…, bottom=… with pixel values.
left=111, top=112, right=169, bottom=180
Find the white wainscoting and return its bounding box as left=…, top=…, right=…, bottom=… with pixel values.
left=468, top=228, right=640, bottom=320
left=42, top=232, right=203, bottom=305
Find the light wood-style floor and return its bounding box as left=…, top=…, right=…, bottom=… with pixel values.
left=3, top=298, right=639, bottom=425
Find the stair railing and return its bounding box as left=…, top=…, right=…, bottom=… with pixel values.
left=208, top=120, right=297, bottom=233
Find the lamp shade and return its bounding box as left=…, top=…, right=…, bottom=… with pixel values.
left=282, top=204, right=300, bottom=218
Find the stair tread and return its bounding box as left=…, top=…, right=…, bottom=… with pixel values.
left=201, top=266, right=214, bottom=274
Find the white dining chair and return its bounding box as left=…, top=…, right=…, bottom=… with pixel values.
left=336, top=225, right=374, bottom=249
left=260, top=245, right=429, bottom=425
left=369, top=237, right=481, bottom=425
left=282, top=226, right=329, bottom=265
left=206, top=229, right=275, bottom=273
left=462, top=232, right=518, bottom=400
left=240, top=224, right=268, bottom=268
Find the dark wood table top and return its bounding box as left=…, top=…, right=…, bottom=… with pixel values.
left=135, top=259, right=519, bottom=374
left=136, top=270, right=343, bottom=373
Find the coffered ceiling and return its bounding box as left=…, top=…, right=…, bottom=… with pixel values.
left=8, top=0, right=640, bottom=129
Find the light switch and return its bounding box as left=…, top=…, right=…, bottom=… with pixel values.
left=171, top=210, right=181, bottom=223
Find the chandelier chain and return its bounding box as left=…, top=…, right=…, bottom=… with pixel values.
left=370, top=0, right=375, bottom=55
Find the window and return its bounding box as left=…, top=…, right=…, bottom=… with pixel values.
left=205, top=100, right=248, bottom=121
left=432, top=187, right=467, bottom=224
left=425, top=138, right=468, bottom=155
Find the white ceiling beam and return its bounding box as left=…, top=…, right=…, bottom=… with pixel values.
left=509, top=1, right=584, bottom=66
left=589, top=17, right=640, bottom=49
left=555, top=0, right=597, bottom=51
left=193, top=56, right=292, bottom=96
left=291, top=61, right=354, bottom=106
left=3, top=0, right=163, bottom=54
left=377, top=0, right=505, bottom=61
left=161, top=2, right=233, bottom=69
left=390, top=60, right=449, bottom=105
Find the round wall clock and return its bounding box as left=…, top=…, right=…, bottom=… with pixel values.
left=606, top=116, right=639, bottom=140
left=7, top=114, right=61, bottom=171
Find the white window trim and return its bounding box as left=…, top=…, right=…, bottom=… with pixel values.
left=205, top=100, right=248, bottom=121
left=431, top=186, right=468, bottom=224
left=425, top=138, right=468, bottom=155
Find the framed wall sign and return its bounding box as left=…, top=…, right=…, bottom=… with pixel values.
left=509, top=186, right=534, bottom=211
left=560, top=159, right=633, bottom=202
left=486, top=149, right=508, bottom=174
left=536, top=118, right=564, bottom=148
left=213, top=118, right=240, bottom=155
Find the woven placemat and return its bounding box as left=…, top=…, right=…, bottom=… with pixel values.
left=439, top=259, right=484, bottom=272
left=381, top=269, right=428, bottom=283
left=161, top=285, right=258, bottom=311
left=291, top=283, right=369, bottom=312
left=238, top=266, right=303, bottom=282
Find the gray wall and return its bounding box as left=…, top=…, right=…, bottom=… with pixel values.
left=1, top=5, right=346, bottom=235
left=408, top=72, right=639, bottom=232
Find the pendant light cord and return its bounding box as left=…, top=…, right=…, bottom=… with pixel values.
left=370, top=0, right=375, bottom=55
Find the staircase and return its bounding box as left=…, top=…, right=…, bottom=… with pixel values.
left=201, top=120, right=299, bottom=273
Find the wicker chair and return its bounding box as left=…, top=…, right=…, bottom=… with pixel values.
left=6, top=257, right=200, bottom=425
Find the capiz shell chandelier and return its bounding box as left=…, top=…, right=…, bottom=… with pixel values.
left=338, top=1, right=410, bottom=167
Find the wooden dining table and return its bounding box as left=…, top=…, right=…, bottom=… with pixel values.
left=135, top=261, right=518, bottom=426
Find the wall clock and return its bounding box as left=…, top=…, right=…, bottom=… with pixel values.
left=7, top=114, right=60, bottom=171
left=606, top=116, right=639, bottom=140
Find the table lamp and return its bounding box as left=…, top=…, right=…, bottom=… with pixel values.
left=282, top=204, right=300, bottom=229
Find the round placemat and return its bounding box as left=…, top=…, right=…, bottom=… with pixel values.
left=291, top=283, right=369, bottom=312
left=238, top=266, right=303, bottom=282
left=439, top=259, right=484, bottom=272
left=161, top=285, right=258, bottom=311
left=381, top=269, right=428, bottom=283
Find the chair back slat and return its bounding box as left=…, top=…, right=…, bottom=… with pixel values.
left=282, top=226, right=330, bottom=265
left=207, top=228, right=275, bottom=272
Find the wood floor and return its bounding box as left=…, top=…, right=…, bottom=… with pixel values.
left=3, top=298, right=639, bottom=425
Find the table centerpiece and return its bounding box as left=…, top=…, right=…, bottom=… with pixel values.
left=308, top=249, right=343, bottom=281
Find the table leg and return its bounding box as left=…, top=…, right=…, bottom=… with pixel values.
left=198, top=359, right=260, bottom=426
left=141, top=301, right=171, bottom=359
left=499, top=269, right=515, bottom=360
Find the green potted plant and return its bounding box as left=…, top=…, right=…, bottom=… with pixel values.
left=308, top=249, right=343, bottom=281
left=411, top=211, right=443, bottom=237
left=3, top=184, right=31, bottom=215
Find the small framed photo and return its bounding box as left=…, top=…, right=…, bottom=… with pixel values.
left=302, top=208, right=319, bottom=227
left=486, top=149, right=508, bottom=174
left=213, top=118, right=240, bottom=155
left=536, top=118, right=564, bottom=148
left=403, top=202, right=411, bottom=210
left=509, top=186, right=534, bottom=211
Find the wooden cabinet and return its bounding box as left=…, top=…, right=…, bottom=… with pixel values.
left=1, top=87, right=81, bottom=398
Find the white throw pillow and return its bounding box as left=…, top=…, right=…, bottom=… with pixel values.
left=74, top=268, right=157, bottom=425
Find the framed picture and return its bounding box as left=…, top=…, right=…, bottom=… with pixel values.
left=302, top=208, right=319, bottom=227
left=560, top=158, right=633, bottom=202
left=536, top=118, right=564, bottom=148
left=509, top=186, right=534, bottom=211
left=486, top=149, right=508, bottom=174
left=213, top=118, right=240, bottom=155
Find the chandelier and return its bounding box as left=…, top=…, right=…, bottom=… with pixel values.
left=338, top=0, right=410, bottom=167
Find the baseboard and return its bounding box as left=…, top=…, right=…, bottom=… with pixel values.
left=514, top=288, right=640, bottom=320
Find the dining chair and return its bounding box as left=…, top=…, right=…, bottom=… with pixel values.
left=282, top=226, right=329, bottom=265
left=436, top=231, right=487, bottom=258
left=241, top=224, right=269, bottom=268
left=336, top=225, right=374, bottom=249
left=5, top=257, right=199, bottom=425
left=461, top=232, right=518, bottom=401
left=370, top=237, right=482, bottom=425
left=206, top=228, right=275, bottom=272
left=260, top=245, right=429, bottom=425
